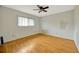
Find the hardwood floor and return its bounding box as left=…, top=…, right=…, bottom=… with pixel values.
left=0, top=33, right=78, bottom=53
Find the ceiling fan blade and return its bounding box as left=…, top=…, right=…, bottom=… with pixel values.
left=43, top=9, right=47, bottom=12
left=43, top=6, right=49, bottom=9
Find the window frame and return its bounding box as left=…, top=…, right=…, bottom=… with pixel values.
left=17, top=16, right=35, bottom=27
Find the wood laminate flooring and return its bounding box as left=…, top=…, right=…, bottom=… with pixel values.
left=0, top=33, right=78, bottom=53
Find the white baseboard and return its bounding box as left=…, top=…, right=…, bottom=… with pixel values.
left=43, top=33, right=73, bottom=40
left=5, top=32, right=41, bottom=43
left=74, top=40, right=79, bottom=52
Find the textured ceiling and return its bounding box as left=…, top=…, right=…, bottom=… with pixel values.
left=2, top=5, right=75, bottom=17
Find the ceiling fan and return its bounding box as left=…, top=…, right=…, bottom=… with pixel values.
left=33, top=5, right=49, bottom=13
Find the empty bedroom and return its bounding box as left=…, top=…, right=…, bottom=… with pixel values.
left=0, top=5, right=79, bottom=53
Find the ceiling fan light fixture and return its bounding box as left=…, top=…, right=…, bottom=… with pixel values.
left=33, top=5, right=49, bottom=13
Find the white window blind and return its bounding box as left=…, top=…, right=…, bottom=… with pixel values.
left=18, top=16, right=35, bottom=26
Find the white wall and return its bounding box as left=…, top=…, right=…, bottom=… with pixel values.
left=74, top=6, right=79, bottom=51
left=0, top=6, right=41, bottom=42
left=0, top=6, right=2, bottom=44
left=41, top=11, right=74, bottom=40
left=0, top=7, right=1, bottom=32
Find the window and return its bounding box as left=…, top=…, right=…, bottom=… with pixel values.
left=18, top=16, right=35, bottom=26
